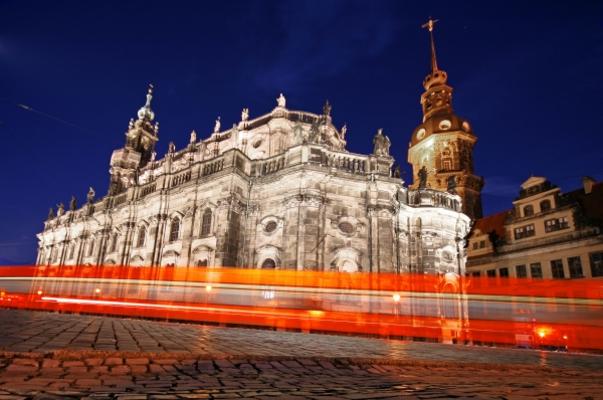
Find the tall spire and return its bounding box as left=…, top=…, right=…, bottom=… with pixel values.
left=422, top=18, right=439, bottom=73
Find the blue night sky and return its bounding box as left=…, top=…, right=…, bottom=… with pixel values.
left=0, top=1, right=601, bottom=264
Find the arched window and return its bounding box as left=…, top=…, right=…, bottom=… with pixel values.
left=87, top=239, right=95, bottom=256
left=169, top=217, right=180, bottom=242
left=523, top=205, right=534, bottom=217
left=201, top=209, right=212, bottom=236
left=196, top=259, right=208, bottom=267
left=136, top=226, right=146, bottom=248
left=540, top=199, right=551, bottom=213
left=261, top=258, right=276, bottom=269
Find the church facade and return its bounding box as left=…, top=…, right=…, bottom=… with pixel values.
left=36, top=22, right=478, bottom=276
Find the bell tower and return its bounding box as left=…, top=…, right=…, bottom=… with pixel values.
left=108, top=84, right=159, bottom=195
left=407, top=19, right=484, bottom=219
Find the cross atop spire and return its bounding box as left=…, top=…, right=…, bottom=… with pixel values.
left=422, top=18, right=440, bottom=73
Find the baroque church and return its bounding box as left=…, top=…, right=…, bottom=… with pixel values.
left=37, top=21, right=481, bottom=275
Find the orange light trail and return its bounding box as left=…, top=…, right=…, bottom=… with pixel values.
left=0, top=265, right=602, bottom=352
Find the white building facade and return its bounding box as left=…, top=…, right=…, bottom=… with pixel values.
left=36, top=90, right=471, bottom=275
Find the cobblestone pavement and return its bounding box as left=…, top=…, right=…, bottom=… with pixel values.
left=0, top=309, right=602, bottom=399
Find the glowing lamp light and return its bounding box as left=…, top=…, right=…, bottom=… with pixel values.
left=94, top=288, right=101, bottom=294
left=392, top=293, right=401, bottom=302
left=37, top=290, right=43, bottom=296
left=205, top=285, right=213, bottom=292
left=0, top=291, right=5, bottom=297
left=563, top=335, right=568, bottom=340
left=308, top=310, right=325, bottom=317
left=537, top=329, right=547, bottom=338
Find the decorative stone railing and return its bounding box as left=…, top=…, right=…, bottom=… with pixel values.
left=202, top=158, right=225, bottom=176
left=171, top=170, right=192, bottom=188
left=408, top=189, right=461, bottom=212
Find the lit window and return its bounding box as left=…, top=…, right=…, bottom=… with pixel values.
left=514, top=224, right=535, bottom=240
left=545, top=217, right=569, bottom=233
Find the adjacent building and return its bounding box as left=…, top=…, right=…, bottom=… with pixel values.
left=467, top=176, right=603, bottom=279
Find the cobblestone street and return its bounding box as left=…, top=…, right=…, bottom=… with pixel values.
left=0, top=309, right=602, bottom=399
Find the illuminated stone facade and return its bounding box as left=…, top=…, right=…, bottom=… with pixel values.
left=36, top=89, right=471, bottom=274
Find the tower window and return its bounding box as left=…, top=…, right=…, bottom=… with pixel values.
left=523, top=205, right=534, bottom=217
left=169, top=217, right=180, bottom=242
left=87, top=240, right=95, bottom=257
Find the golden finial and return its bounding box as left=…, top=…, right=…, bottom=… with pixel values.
left=422, top=18, right=440, bottom=72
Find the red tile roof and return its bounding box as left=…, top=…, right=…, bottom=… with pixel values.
left=472, top=210, right=510, bottom=237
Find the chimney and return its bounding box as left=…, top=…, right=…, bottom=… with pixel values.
left=583, top=176, right=596, bottom=194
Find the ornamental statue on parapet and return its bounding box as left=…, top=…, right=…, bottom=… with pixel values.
left=276, top=93, right=286, bottom=108
left=372, top=128, right=391, bottom=157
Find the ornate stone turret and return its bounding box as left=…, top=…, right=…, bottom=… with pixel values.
left=108, top=84, right=159, bottom=195
left=407, top=19, right=484, bottom=219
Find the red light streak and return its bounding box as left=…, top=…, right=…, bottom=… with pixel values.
left=0, top=265, right=601, bottom=351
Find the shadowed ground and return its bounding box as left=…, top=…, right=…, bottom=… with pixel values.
left=0, top=309, right=602, bottom=399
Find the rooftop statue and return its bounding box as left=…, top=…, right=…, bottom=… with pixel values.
left=276, top=93, right=286, bottom=108
left=372, top=128, right=391, bottom=157
left=87, top=187, right=95, bottom=203
left=69, top=195, right=77, bottom=211
left=241, top=107, right=249, bottom=122
left=214, top=116, right=221, bottom=133
left=190, top=130, right=197, bottom=144
left=341, top=124, right=347, bottom=140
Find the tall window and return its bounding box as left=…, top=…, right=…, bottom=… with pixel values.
left=87, top=239, right=94, bottom=257
left=551, top=259, right=565, bottom=279
left=590, top=252, right=603, bottom=277
left=486, top=269, right=496, bottom=277
left=169, top=217, right=180, bottom=242
left=201, top=209, right=212, bottom=236
left=540, top=199, right=551, bottom=213
left=516, top=264, right=527, bottom=278
left=523, top=205, right=534, bottom=217
left=568, top=256, right=583, bottom=279
left=530, top=263, right=543, bottom=279
left=499, top=267, right=509, bottom=278
left=136, top=226, right=146, bottom=248
left=68, top=244, right=75, bottom=260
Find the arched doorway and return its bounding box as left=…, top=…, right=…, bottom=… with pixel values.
left=261, top=258, right=276, bottom=269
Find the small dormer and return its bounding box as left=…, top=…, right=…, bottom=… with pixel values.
left=514, top=176, right=560, bottom=218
